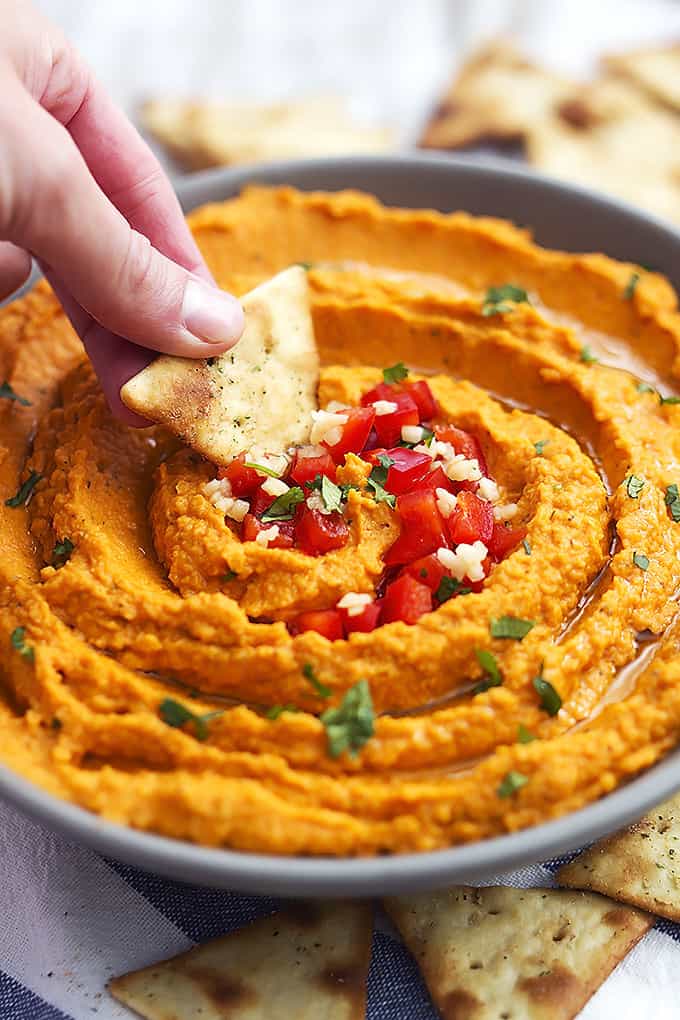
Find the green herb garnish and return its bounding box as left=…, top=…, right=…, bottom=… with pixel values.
left=10, top=626, right=34, bottom=661
left=625, top=474, right=645, bottom=499
left=534, top=439, right=550, bottom=456
left=320, top=679, right=374, bottom=758
left=261, top=486, right=305, bottom=522
left=497, top=770, right=528, bottom=798
left=266, top=704, right=300, bottom=720
left=580, top=345, right=598, bottom=364
left=633, top=551, right=649, bottom=571
left=659, top=394, right=680, bottom=406
left=158, top=698, right=224, bottom=741
left=222, top=569, right=238, bottom=583
left=0, top=380, right=30, bottom=406
left=533, top=667, right=562, bottom=716
left=666, top=484, right=680, bottom=522
left=636, top=381, right=656, bottom=394
left=320, top=475, right=343, bottom=514
left=367, top=453, right=396, bottom=508
left=295, top=261, right=313, bottom=271
left=490, top=616, right=535, bottom=641
left=52, top=537, right=74, bottom=567
left=435, top=576, right=471, bottom=603
left=382, top=362, right=409, bottom=385
left=243, top=461, right=282, bottom=478
left=302, top=662, right=332, bottom=699
left=473, top=649, right=502, bottom=693
left=482, top=284, right=530, bottom=317
left=50, top=717, right=62, bottom=731
left=522, top=538, right=532, bottom=556
left=517, top=723, right=536, bottom=744
left=623, top=271, right=640, bottom=299
left=5, top=470, right=42, bottom=507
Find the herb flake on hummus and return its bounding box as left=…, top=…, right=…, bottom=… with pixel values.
left=261, top=486, right=305, bottom=523
left=534, top=439, right=550, bottom=456
left=302, top=662, right=332, bottom=699
left=497, top=770, right=528, bottom=798
left=436, top=576, right=471, bottom=603
left=473, top=649, right=502, bottom=692
left=490, top=616, right=535, bottom=641
left=482, top=284, right=530, bottom=317
left=320, top=679, right=374, bottom=758
left=665, top=484, right=680, bottom=522
left=517, top=723, right=536, bottom=744
left=633, top=551, right=650, bottom=571
left=625, top=475, right=645, bottom=499
left=382, top=362, right=409, bottom=385
left=533, top=668, right=562, bottom=716
left=623, top=271, right=640, bottom=299
left=52, top=538, right=74, bottom=568
left=0, top=380, right=30, bottom=406
left=10, top=626, right=34, bottom=661
left=580, top=345, right=598, bottom=364
left=5, top=470, right=42, bottom=508
left=158, top=698, right=224, bottom=741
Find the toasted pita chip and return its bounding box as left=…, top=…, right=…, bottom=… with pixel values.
left=604, top=43, right=680, bottom=113
left=385, top=885, right=651, bottom=1020
left=141, top=96, right=392, bottom=172
left=419, top=40, right=572, bottom=150
left=109, top=900, right=373, bottom=1020
left=121, top=266, right=319, bottom=465
left=557, top=793, right=680, bottom=921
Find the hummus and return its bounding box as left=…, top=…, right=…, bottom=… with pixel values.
left=2, top=185, right=680, bottom=856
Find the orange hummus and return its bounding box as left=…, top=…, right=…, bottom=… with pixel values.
left=2, top=185, right=680, bottom=856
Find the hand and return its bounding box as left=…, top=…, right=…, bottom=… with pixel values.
left=0, top=1, right=244, bottom=423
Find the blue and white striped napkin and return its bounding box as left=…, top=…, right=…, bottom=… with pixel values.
left=0, top=796, right=678, bottom=1020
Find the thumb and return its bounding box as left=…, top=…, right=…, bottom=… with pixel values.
left=1, top=79, right=243, bottom=357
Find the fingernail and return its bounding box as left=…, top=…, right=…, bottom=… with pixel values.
left=182, top=279, right=244, bottom=345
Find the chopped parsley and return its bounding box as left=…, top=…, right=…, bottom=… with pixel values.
left=243, top=461, right=282, bottom=478
left=367, top=454, right=396, bottom=508
left=580, top=345, right=598, bottom=364
left=222, top=569, right=238, bottom=583
left=633, top=551, right=649, bottom=571
left=517, top=723, right=536, bottom=744
left=522, top=538, right=532, bottom=556
left=10, top=626, right=34, bottom=662
left=436, top=576, right=472, bottom=602
left=497, top=770, right=528, bottom=798
left=266, top=704, right=300, bottom=720
left=302, top=662, right=332, bottom=699
left=636, top=381, right=656, bottom=394
left=482, top=284, right=530, bottom=317
left=533, top=667, right=562, bottom=716
left=295, top=261, right=313, bottom=271
left=490, top=616, right=535, bottom=641
left=666, top=484, right=680, bottom=522
left=534, top=439, right=550, bottom=456
left=50, top=717, right=62, bottom=731
left=52, top=538, right=74, bottom=567
left=320, top=678, right=374, bottom=758
left=5, top=470, right=42, bottom=507
left=623, top=271, right=640, bottom=299
left=473, top=649, right=502, bottom=693
left=320, top=475, right=343, bottom=513
left=382, top=362, right=409, bottom=385
left=0, top=380, right=30, bottom=406
left=158, top=698, right=224, bottom=741
left=261, top=486, right=305, bottom=522
left=659, top=394, right=680, bottom=406
left=625, top=474, right=645, bottom=499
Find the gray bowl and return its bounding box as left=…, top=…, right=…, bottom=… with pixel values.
left=3, top=154, right=680, bottom=896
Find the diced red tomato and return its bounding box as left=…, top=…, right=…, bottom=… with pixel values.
left=405, top=379, right=438, bottom=420
left=382, top=574, right=433, bottom=625
left=363, top=427, right=381, bottom=452
left=446, top=490, right=494, bottom=547
left=295, top=507, right=349, bottom=556
left=340, top=600, right=382, bottom=634
left=250, top=485, right=276, bottom=517
left=401, top=553, right=446, bottom=592
left=373, top=392, right=419, bottom=448
left=488, top=522, right=527, bottom=561
left=360, top=381, right=397, bottom=406
left=415, top=464, right=454, bottom=495
left=434, top=424, right=488, bottom=476
left=381, top=447, right=433, bottom=495
left=289, top=447, right=337, bottom=487
left=241, top=513, right=295, bottom=549
left=291, top=609, right=344, bottom=641
left=384, top=489, right=449, bottom=566
left=218, top=454, right=263, bottom=498
left=323, top=406, right=376, bottom=463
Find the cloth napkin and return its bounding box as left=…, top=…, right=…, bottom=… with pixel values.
left=0, top=797, right=678, bottom=1020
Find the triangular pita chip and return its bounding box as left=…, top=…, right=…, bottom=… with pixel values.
left=558, top=793, right=680, bottom=921
left=109, top=900, right=373, bottom=1020
left=384, top=884, right=651, bottom=1020
left=604, top=43, right=680, bottom=113
left=121, top=266, right=319, bottom=465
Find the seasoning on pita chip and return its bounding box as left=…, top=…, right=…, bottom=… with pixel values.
left=384, top=884, right=651, bottom=1020
left=557, top=793, right=680, bottom=921
left=121, top=266, right=319, bottom=465
left=108, top=900, right=373, bottom=1020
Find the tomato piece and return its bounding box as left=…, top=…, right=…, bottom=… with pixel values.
left=341, top=601, right=382, bottom=634
left=434, top=424, right=488, bottom=476
left=401, top=553, right=446, bottom=592
left=361, top=381, right=398, bottom=406
left=289, top=447, right=337, bottom=487
left=241, top=513, right=295, bottom=549
left=218, top=453, right=262, bottom=498
left=373, top=392, right=419, bottom=448
left=384, top=489, right=449, bottom=566
left=381, top=447, right=433, bottom=495
left=405, top=379, right=438, bottom=420
left=410, top=463, right=452, bottom=495
left=291, top=609, right=344, bottom=641
left=323, top=406, right=376, bottom=463
left=488, top=522, right=527, bottom=561
left=249, top=485, right=276, bottom=517
left=362, top=427, right=381, bottom=453
left=295, top=507, right=349, bottom=556
left=382, top=574, right=433, bottom=625
left=446, top=490, right=494, bottom=546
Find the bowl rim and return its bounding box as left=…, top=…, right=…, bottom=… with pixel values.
left=4, top=152, right=680, bottom=895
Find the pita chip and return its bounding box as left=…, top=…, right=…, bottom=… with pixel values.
left=121, top=266, right=319, bottom=465
left=558, top=793, right=680, bottom=921
left=109, top=900, right=373, bottom=1020
left=604, top=43, right=680, bottom=113
left=385, top=884, right=651, bottom=1020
